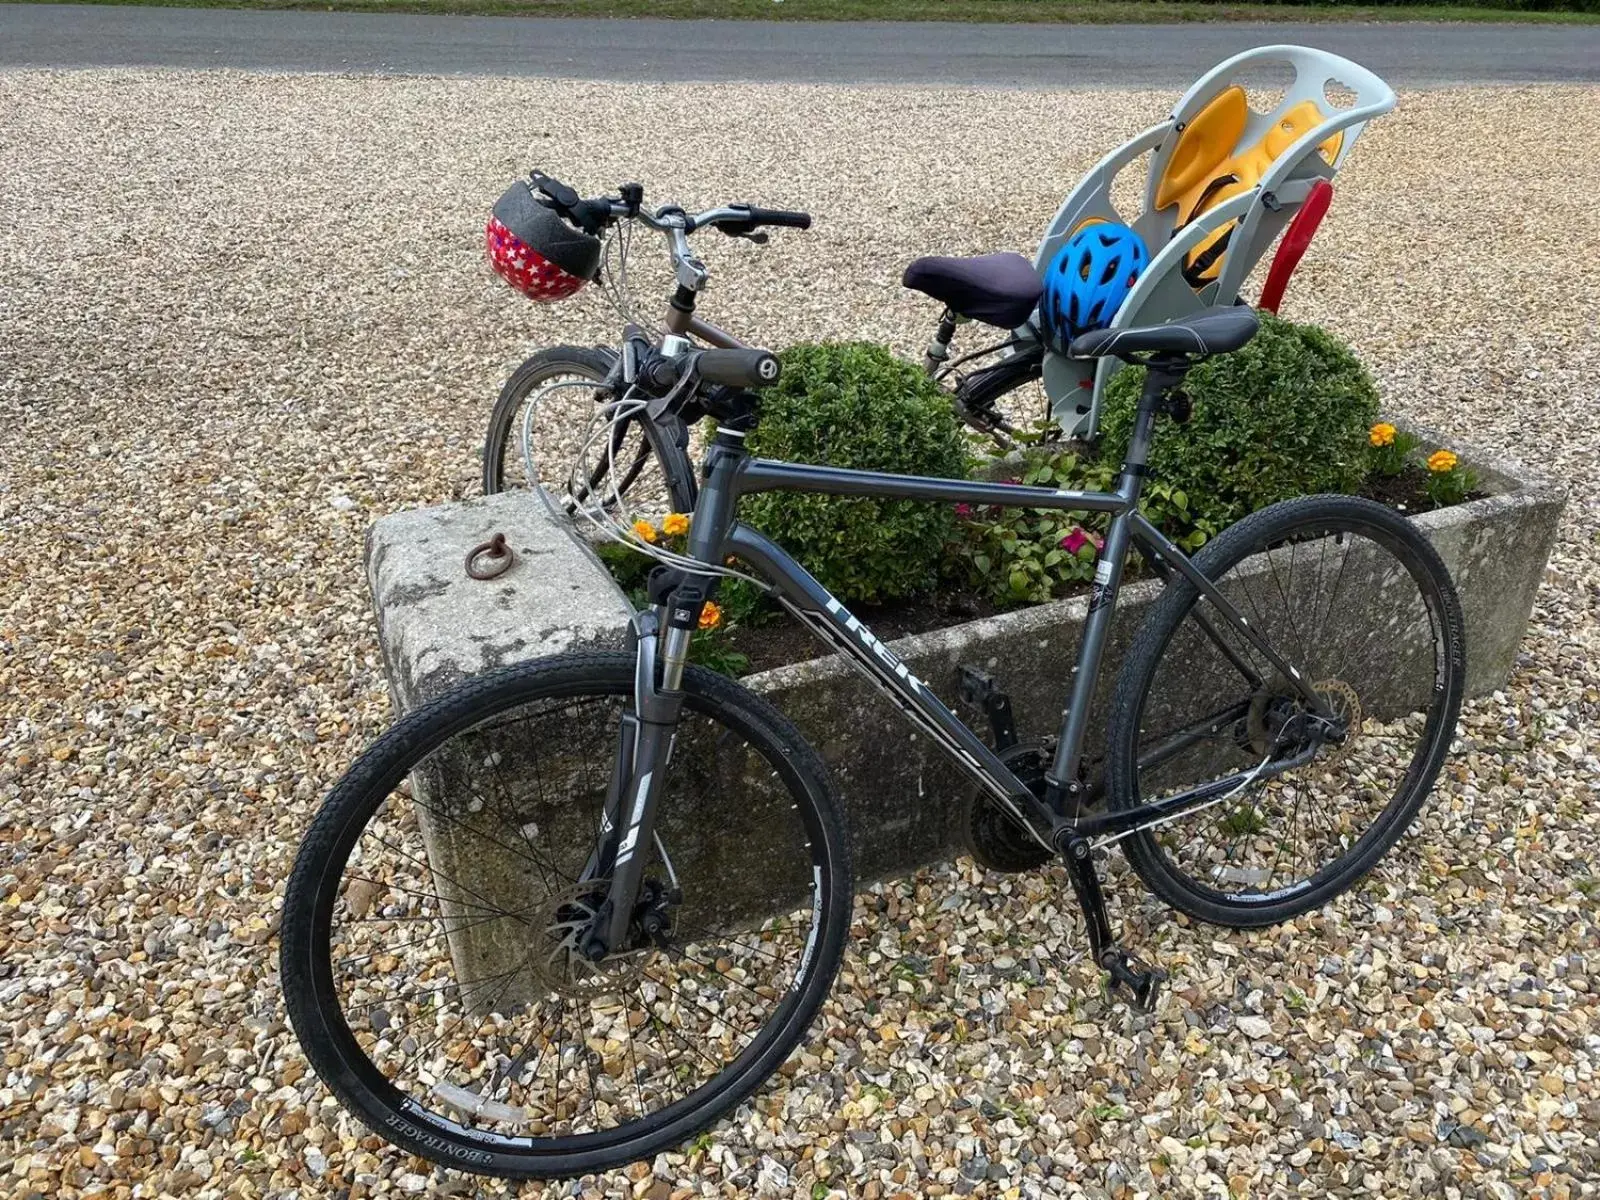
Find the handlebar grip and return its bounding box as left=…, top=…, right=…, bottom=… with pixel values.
left=568, top=197, right=614, bottom=234
left=695, top=349, right=781, bottom=389
left=746, top=207, right=812, bottom=230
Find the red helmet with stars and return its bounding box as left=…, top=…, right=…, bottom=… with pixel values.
left=485, top=181, right=602, bottom=302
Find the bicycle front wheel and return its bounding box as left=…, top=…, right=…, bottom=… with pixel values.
left=1106, top=496, right=1465, bottom=928
left=482, top=345, right=696, bottom=516
left=281, top=653, right=851, bottom=1179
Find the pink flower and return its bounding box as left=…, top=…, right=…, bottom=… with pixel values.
left=1059, top=527, right=1091, bottom=555
left=954, top=503, right=973, bottom=519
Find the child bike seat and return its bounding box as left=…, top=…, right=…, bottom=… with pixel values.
left=902, top=253, right=1043, bottom=329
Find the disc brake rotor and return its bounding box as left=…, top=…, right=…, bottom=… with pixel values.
left=529, top=879, right=653, bottom=1002
left=1310, top=678, right=1362, bottom=767
left=1245, top=678, right=1362, bottom=764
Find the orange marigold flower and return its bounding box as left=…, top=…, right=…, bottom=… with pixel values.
left=662, top=513, right=690, bottom=536
left=632, top=520, right=658, bottom=543
left=698, top=601, right=722, bottom=631
left=1369, top=422, right=1396, bottom=448
left=1426, top=449, right=1459, bottom=474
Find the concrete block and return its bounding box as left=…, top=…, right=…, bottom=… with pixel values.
left=366, top=489, right=633, bottom=712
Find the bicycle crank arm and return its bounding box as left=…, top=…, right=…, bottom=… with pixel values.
left=1058, top=832, right=1165, bottom=1013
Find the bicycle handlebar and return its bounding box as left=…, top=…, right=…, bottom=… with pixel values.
left=642, top=347, right=781, bottom=393
left=706, top=205, right=813, bottom=236
left=528, top=171, right=811, bottom=240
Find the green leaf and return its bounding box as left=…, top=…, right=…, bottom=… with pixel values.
left=974, top=553, right=991, bottom=575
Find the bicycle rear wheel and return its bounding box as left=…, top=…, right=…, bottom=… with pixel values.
left=281, top=653, right=850, bottom=1179
left=1106, top=496, right=1465, bottom=928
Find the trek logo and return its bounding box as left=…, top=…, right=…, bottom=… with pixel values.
left=823, top=597, right=927, bottom=696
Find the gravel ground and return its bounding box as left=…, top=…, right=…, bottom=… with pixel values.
left=2, top=69, right=1598, bottom=1199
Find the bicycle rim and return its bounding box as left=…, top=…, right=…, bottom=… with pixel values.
left=283, top=658, right=846, bottom=1176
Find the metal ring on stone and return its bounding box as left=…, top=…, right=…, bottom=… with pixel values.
left=465, top=532, right=514, bottom=580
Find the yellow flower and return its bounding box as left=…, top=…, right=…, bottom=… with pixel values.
left=1369, top=422, right=1396, bottom=448
left=1426, top=449, right=1459, bottom=474
left=632, top=520, right=658, bottom=543
left=698, top=601, right=722, bottom=631
left=662, top=512, right=690, bottom=537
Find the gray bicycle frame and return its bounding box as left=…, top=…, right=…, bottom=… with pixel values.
left=589, top=206, right=1328, bottom=955
left=676, top=385, right=1329, bottom=853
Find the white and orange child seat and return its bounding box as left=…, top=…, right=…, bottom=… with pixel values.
left=1025, top=45, right=1396, bottom=437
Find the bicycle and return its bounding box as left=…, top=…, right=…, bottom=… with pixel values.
left=283, top=186, right=1466, bottom=1181
left=480, top=172, right=1051, bottom=508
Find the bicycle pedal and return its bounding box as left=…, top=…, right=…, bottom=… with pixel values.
left=1102, top=951, right=1166, bottom=1013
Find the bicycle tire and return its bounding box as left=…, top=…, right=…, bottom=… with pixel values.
left=280, top=652, right=852, bottom=1179
left=482, top=345, right=696, bottom=514
left=1105, top=496, right=1465, bottom=928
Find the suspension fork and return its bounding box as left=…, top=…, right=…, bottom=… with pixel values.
left=583, top=608, right=689, bottom=959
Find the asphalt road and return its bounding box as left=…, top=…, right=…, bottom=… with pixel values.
left=3, top=4, right=1598, bottom=86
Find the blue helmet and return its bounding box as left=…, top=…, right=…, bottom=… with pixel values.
left=1040, top=223, right=1149, bottom=350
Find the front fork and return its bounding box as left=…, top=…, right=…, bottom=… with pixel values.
left=582, top=607, right=692, bottom=959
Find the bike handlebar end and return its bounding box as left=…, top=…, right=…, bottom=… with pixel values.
left=696, top=348, right=781, bottom=390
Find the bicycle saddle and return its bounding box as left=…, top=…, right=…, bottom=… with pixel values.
left=901, top=253, right=1044, bottom=329
left=1068, top=305, right=1260, bottom=361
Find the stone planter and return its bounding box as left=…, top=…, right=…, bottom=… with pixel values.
left=367, top=427, right=1563, bottom=988
left=738, top=427, right=1565, bottom=885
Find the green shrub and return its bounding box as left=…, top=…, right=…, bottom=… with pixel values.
left=741, top=342, right=969, bottom=604
left=1097, top=311, right=1379, bottom=545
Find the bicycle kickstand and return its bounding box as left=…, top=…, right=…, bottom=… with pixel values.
left=1059, top=833, right=1166, bottom=1013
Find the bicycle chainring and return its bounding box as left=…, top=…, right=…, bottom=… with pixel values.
left=962, top=741, right=1055, bottom=873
